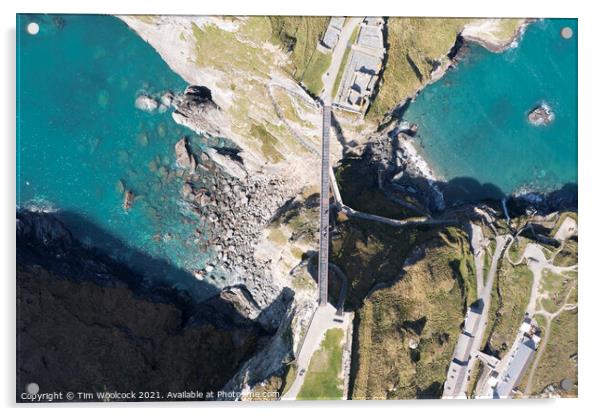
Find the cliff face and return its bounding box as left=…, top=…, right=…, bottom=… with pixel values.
left=16, top=210, right=281, bottom=401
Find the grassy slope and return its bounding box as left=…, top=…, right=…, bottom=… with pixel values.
left=487, top=260, right=533, bottom=355
left=190, top=18, right=311, bottom=164
left=301, top=51, right=332, bottom=96
left=268, top=17, right=330, bottom=82
left=349, top=227, right=474, bottom=399
left=297, top=328, right=345, bottom=400
left=531, top=310, right=578, bottom=396
left=367, top=18, right=471, bottom=121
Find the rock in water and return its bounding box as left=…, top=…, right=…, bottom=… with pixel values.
left=528, top=103, right=554, bottom=126
left=134, top=94, right=159, bottom=112
left=171, top=85, right=224, bottom=137
left=174, top=138, right=197, bottom=174
left=123, top=190, right=134, bottom=211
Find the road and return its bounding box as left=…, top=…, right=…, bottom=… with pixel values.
left=469, top=223, right=487, bottom=294
left=321, top=17, right=364, bottom=101
left=444, top=233, right=509, bottom=398
left=463, top=235, right=510, bottom=392
left=281, top=304, right=352, bottom=400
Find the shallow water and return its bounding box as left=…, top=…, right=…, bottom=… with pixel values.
left=17, top=14, right=220, bottom=298
left=403, top=19, right=577, bottom=197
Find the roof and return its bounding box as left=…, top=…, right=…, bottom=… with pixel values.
left=357, top=25, right=384, bottom=50
left=322, top=27, right=340, bottom=49
left=330, top=17, right=345, bottom=31
left=353, top=71, right=373, bottom=92
left=494, top=341, right=536, bottom=398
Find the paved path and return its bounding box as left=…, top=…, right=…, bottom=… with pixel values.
left=469, top=223, right=487, bottom=294
left=462, top=235, right=510, bottom=392
left=321, top=17, right=364, bottom=101
left=281, top=304, right=352, bottom=400
left=444, top=234, right=510, bottom=398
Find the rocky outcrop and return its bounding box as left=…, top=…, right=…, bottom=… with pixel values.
left=174, top=137, right=197, bottom=174
left=528, top=103, right=555, bottom=126
left=172, top=85, right=226, bottom=138
left=178, top=163, right=290, bottom=310
left=134, top=94, right=160, bottom=112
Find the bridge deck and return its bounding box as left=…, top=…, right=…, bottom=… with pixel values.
left=318, top=105, right=331, bottom=306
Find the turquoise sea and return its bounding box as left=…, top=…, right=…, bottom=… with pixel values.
left=16, top=16, right=577, bottom=296
left=17, top=15, right=221, bottom=298
left=403, top=18, right=577, bottom=198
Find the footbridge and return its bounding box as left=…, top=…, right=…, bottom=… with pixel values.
left=318, top=104, right=331, bottom=306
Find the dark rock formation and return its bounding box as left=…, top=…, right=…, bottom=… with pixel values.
left=172, top=85, right=224, bottom=137
left=16, top=210, right=273, bottom=402
left=174, top=137, right=197, bottom=174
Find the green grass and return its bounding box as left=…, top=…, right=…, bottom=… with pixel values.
left=531, top=310, right=578, bottom=396
left=190, top=19, right=273, bottom=76
left=549, top=211, right=578, bottom=237
left=297, top=328, right=345, bottom=400
left=273, top=89, right=313, bottom=129
left=539, top=270, right=574, bottom=314
left=487, top=260, right=533, bottom=355
left=280, top=363, right=298, bottom=396
left=507, top=236, right=528, bottom=264
left=267, top=228, right=289, bottom=245
left=300, top=51, right=332, bottom=97
left=350, top=227, right=473, bottom=399
left=368, top=18, right=471, bottom=121
left=268, top=17, right=330, bottom=80
left=496, top=19, right=526, bottom=40
left=553, top=239, right=578, bottom=267
left=249, top=124, right=285, bottom=163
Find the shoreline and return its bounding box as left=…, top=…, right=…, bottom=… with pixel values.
left=385, top=18, right=576, bottom=211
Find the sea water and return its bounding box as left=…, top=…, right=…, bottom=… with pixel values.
left=17, top=14, right=220, bottom=298
left=403, top=19, right=577, bottom=198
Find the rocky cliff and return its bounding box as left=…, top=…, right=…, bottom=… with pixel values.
left=16, top=210, right=294, bottom=401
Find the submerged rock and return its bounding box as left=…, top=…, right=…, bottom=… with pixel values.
left=134, top=94, right=159, bottom=112
left=528, top=103, right=554, bottom=126
left=123, top=190, right=134, bottom=211
left=174, top=138, right=197, bottom=174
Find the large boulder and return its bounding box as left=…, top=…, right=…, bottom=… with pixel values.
left=174, top=138, right=197, bottom=174
left=134, top=94, right=160, bottom=112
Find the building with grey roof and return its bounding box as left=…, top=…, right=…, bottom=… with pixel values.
left=321, top=17, right=346, bottom=50
left=492, top=338, right=537, bottom=398
left=442, top=301, right=484, bottom=398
